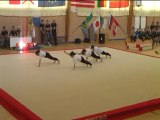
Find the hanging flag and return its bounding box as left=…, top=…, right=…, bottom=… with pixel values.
left=73, top=12, right=93, bottom=34
left=9, top=0, right=20, bottom=4
left=109, top=15, right=119, bottom=36
left=71, top=0, right=95, bottom=8
left=110, top=0, right=129, bottom=8
left=38, top=0, right=65, bottom=7
left=32, top=17, right=41, bottom=27
left=81, top=27, right=88, bottom=38
left=112, top=19, right=119, bottom=36
left=109, top=15, right=114, bottom=29
left=96, top=0, right=107, bottom=7
left=100, top=16, right=107, bottom=29
left=81, top=12, right=93, bottom=29
left=93, top=16, right=101, bottom=32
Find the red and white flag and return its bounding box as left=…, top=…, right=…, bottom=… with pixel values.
left=71, top=0, right=95, bottom=8
left=93, top=16, right=101, bottom=32
left=109, top=15, right=119, bottom=36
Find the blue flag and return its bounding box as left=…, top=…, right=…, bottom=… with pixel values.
left=32, top=17, right=41, bottom=27
left=38, top=0, right=65, bottom=7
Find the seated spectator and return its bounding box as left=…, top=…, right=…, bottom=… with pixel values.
left=157, top=29, right=160, bottom=44
left=144, top=27, right=152, bottom=40
left=150, top=22, right=155, bottom=31
left=139, top=29, right=146, bottom=42
left=152, top=28, right=159, bottom=46
left=131, top=28, right=141, bottom=42
left=1, top=26, right=9, bottom=48
left=10, top=26, right=17, bottom=36
left=156, top=22, right=160, bottom=30
left=130, top=27, right=137, bottom=42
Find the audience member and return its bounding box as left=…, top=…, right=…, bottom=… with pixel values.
left=51, top=20, right=57, bottom=46
left=45, top=20, right=52, bottom=45
left=10, top=26, right=17, bottom=36
left=40, top=20, right=45, bottom=44
left=1, top=26, right=9, bottom=48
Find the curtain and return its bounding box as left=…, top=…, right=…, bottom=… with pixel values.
left=77, top=7, right=129, bottom=17
left=134, top=1, right=160, bottom=16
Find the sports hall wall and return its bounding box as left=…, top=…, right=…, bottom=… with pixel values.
left=0, top=16, right=65, bottom=43
left=147, top=17, right=160, bottom=27
left=7, top=14, right=160, bottom=43
left=68, top=12, right=127, bottom=41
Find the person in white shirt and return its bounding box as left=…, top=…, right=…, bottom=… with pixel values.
left=64, top=51, right=92, bottom=69
left=81, top=49, right=102, bottom=62
left=35, top=49, right=60, bottom=67
left=91, top=45, right=111, bottom=58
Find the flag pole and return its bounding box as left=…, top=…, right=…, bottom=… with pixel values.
left=118, top=24, right=128, bottom=38
left=73, top=25, right=81, bottom=34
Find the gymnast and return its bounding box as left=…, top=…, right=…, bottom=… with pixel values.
left=64, top=51, right=92, bottom=69
left=90, top=45, right=111, bottom=58
left=35, top=49, right=60, bottom=67
left=81, top=48, right=102, bottom=62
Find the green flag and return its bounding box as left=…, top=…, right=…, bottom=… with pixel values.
left=73, top=12, right=93, bottom=33
left=81, top=12, right=93, bottom=29
left=100, top=16, right=103, bottom=27
left=86, top=12, right=93, bottom=23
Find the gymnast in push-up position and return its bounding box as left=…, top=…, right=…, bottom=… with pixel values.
left=81, top=48, right=102, bottom=62
left=91, top=45, right=111, bottom=58
left=35, top=49, right=60, bottom=67
left=64, top=51, right=92, bottom=69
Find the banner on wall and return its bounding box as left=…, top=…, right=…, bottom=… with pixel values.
left=32, top=17, right=41, bottom=27
left=96, top=0, right=129, bottom=8
left=71, top=0, right=95, bottom=8
left=0, top=0, right=65, bottom=8
left=0, top=0, right=67, bottom=16
left=38, top=0, right=65, bottom=7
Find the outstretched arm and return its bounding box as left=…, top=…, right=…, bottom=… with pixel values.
left=38, top=58, right=41, bottom=67
left=64, top=51, right=70, bottom=55
left=73, top=64, right=75, bottom=70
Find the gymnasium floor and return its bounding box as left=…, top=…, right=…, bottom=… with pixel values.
left=0, top=46, right=160, bottom=120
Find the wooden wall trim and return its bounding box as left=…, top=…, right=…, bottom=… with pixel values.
left=65, top=1, right=70, bottom=42
left=127, top=0, right=134, bottom=37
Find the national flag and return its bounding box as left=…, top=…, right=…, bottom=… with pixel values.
left=80, top=13, right=93, bottom=38
left=112, top=20, right=119, bottom=36
left=71, top=0, right=95, bottom=8
left=100, top=16, right=107, bottom=29
left=110, top=0, right=129, bottom=8
left=109, top=15, right=119, bottom=36
left=73, top=12, right=93, bottom=34
left=32, top=17, right=41, bottom=27
left=9, top=0, right=20, bottom=4
left=81, top=12, right=93, bottom=29
left=96, top=0, right=107, bottom=7
left=93, top=16, right=101, bottom=32
left=38, top=0, right=65, bottom=7
left=109, top=15, right=113, bottom=29
left=81, top=26, right=88, bottom=38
